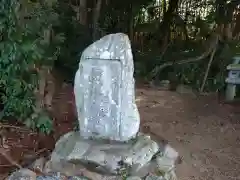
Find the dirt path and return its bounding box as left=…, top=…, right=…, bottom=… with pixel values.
left=1, top=83, right=240, bottom=180
left=136, top=86, right=240, bottom=180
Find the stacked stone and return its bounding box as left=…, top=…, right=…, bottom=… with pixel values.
left=7, top=33, right=180, bottom=180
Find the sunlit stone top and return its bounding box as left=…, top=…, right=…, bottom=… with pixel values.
left=74, top=33, right=140, bottom=142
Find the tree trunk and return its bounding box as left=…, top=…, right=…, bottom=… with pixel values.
left=159, top=0, right=179, bottom=51
left=162, top=0, right=166, bottom=19
left=200, top=43, right=218, bottom=92
left=233, top=13, right=240, bottom=38
left=79, top=0, right=87, bottom=25
left=129, top=3, right=134, bottom=41
left=92, top=0, right=102, bottom=41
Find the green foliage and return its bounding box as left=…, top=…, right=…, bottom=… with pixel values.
left=0, top=0, right=239, bottom=134
left=134, top=40, right=235, bottom=92
left=133, top=0, right=240, bottom=93
left=54, top=1, right=92, bottom=82
left=24, top=111, right=53, bottom=134
left=0, top=0, right=64, bottom=132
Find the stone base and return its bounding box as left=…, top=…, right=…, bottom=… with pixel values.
left=50, top=131, right=178, bottom=179
left=7, top=131, right=179, bottom=180
left=51, top=131, right=161, bottom=175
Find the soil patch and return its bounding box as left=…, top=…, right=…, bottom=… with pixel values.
left=1, top=82, right=240, bottom=180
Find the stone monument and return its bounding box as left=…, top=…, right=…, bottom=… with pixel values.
left=7, top=33, right=180, bottom=180
left=74, top=33, right=140, bottom=141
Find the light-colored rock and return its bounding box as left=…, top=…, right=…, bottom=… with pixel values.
left=145, top=174, right=166, bottom=180
left=163, top=145, right=179, bottom=161
left=51, top=131, right=159, bottom=174
left=43, top=160, right=123, bottom=180
left=7, top=169, right=90, bottom=180
left=156, top=145, right=179, bottom=172
left=163, top=171, right=178, bottom=180
left=156, top=156, right=175, bottom=173
left=32, top=157, right=46, bottom=172
left=43, top=160, right=54, bottom=174
left=74, top=33, right=140, bottom=142
left=7, top=168, right=36, bottom=180
left=43, top=160, right=86, bottom=176
left=51, top=131, right=91, bottom=162
left=155, top=145, right=179, bottom=180
left=80, top=169, right=122, bottom=180
left=36, top=173, right=70, bottom=180
left=126, top=176, right=142, bottom=180
left=130, top=161, right=157, bottom=178
left=123, top=134, right=159, bottom=171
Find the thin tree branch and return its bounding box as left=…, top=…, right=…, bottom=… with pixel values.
left=148, top=34, right=219, bottom=79
left=0, top=148, right=22, bottom=169
left=200, top=42, right=218, bottom=92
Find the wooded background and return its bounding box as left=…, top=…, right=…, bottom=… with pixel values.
left=0, top=0, right=240, bottom=132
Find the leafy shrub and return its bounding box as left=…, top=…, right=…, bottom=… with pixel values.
left=0, top=0, right=64, bottom=133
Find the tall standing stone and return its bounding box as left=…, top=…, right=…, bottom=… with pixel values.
left=74, top=33, right=140, bottom=141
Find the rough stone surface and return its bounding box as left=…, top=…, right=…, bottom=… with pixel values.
left=123, top=134, right=159, bottom=171
left=7, top=141, right=179, bottom=180
left=156, top=145, right=179, bottom=173
left=7, top=164, right=120, bottom=180
left=162, top=171, right=177, bottom=180
left=51, top=131, right=159, bottom=174
left=32, top=157, right=46, bottom=172
left=126, top=176, right=142, bottom=180
left=74, top=33, right=140, bottom=142
left=145, top=174, right=166, bottom=180
left=43, top=160, right=86, bottom=176
left=130, top=161, right=157, bottom=178
left=8, top=168, right=37, bottom=180
left=43, top=159, right=123, bottom=180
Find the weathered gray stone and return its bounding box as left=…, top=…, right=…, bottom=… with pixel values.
left=155, top=145, right=179, bottom=180
left=162, top=171, right=177, bottom=180
left=163, top=145, right=179, bottom=161
left=32, top=157, right=46, bottom=172
left=51, top=131, right=159, bottom=174
left=123, top=134, right=159, bottom=171
left=43, top=160, right=86, bottom=176
left=145, top=174, right=166, bottom=180
left=74, top=33, right=140, bottom=142
left=130, top=161, right=157, bottom=178
left=7, top=168, right=36, bottom=180
left=156, top=156, right=175, bottom=173
left=43, top=160, right=123, bottom=180
left=36, top=173, right=70, bottom=180
left=126, top=176, right=142, bottom=180
left=156, top=145, right=179, bottom=173
left=51, top=131, right=91, bottom=162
